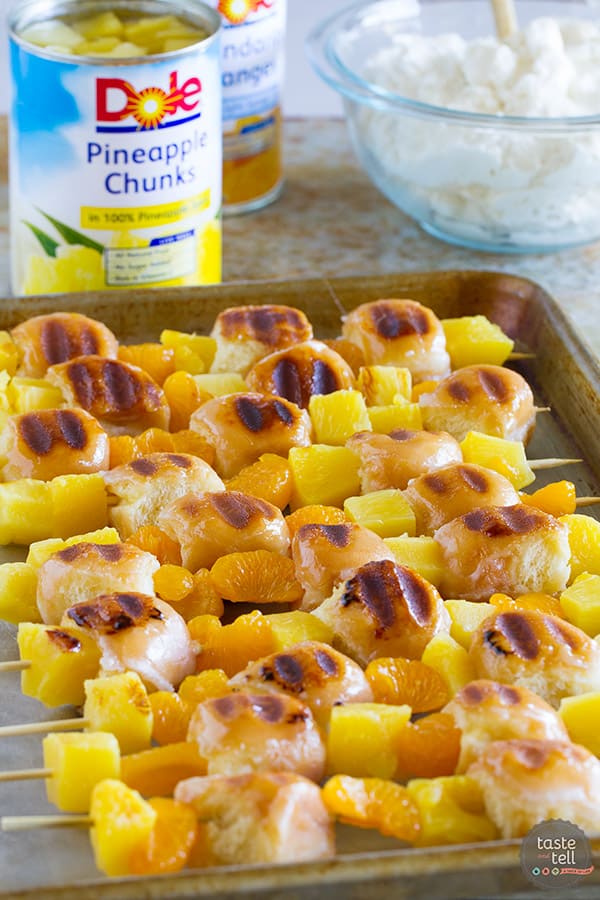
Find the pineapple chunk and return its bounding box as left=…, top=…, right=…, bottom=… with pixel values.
left=368, top=401, right=422, bottom=433
left=0, top=480, right=53, bottom=545
left=344, top=489, right=416, bottom=538
left=263, top=610, right=334, bottom=650
left=441, top=315, right=514, bottom=369
left=308, top=390, right=371, bottom=445
left=460, top=431, right=534, bottom=489
left=7, top=377, right=64, bottom=413
left=26, top=526, right=120, bottom=570
left=559, top=514, right=600, bottom=580
left=74, top=11, right=124, bottom=39
left=421, top=633, right=476, bottom=697
left=18, top=622, right=101, bottom=707
left=161, top=329, right=216, bottom=374
left=558, top=693, right=600, bottom=756
left=445, top=600, right=495, bottom=650
left=559, top=572, right=600, bottom=635
left=84, top=672, right=153, bottom=755
left=43, top=732, right=121, bottom=813
left=326, top=702, right=412, bottom=779
left=383, top=535, right=444, bottom=587
left=407, top=775, right=498, bottom=846
left=0, top=332, right=19, bottom=376
left=74, top=36, right=121, bottom=55
left=357, top=366, right=412, bottom=406
left=19, top=19, right=85, bottom=49
left=0, top=562, right=39, bottom=624
left=90, top=779, right=157, bottom=877
left=50, top=473, right=108, bottom=539
left=288, top=445, right=361, bottom=510
left=192, top=372, right=247, bottom=395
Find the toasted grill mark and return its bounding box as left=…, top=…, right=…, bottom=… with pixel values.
left=273, top=399, right=294, bottom=425
left=498, top=685, right=521, bottom=706
left=342, top=561, right=398, bottom=631
left=18, top=410, right=88, bottom=456
left=18, top=414, right=52, bottom=456
left=464, top=506, right=541, bottom=537
left=447, top=378, right=471, bottom=402
left=101, top=359, right=139, bottom=411
left=311, top=359, right=340, bottom=395
left=423, top=473, right=447, bottom=495
left=273, top=654, right=305, bottom=687
left=68, top=361, right=96, bottom=409
left=462, top=682, right=485, bottom=705
left=396, top=566, right=434, bottom=625
left=458, top=466, right=489, bottom=493
left=370, top=302, right=429, bottom=339
left=236, top=396, right=266, bottom=432
left=213, top=695, right=237, bottom=718
left=66, top=592, right=161, bottom=635
left=56, top=541, right=126, bottom=564
left=497, top=613, right=540, bottom=661
left=319, top=524, right=353, bottom=548
left=272, top=358, right=305, bottom=407
left=212, top=492, right=271, bottom=529
left=513, top=743, right=550, bottom=770
left=389, top=429, right=416, bottom=443
left=167, top=453, right=192, bottom=468
left=130, top=458, right=159, bottom=476
left=221, top=307, right=309, bottom=346
left=478, top=368, right=509, bottom=403
left=543, top=615, right=580, bottom=652
left=252, top=693, right=287, bottom=723
left=47, top=629, right=81, bottom=653
left=315, top=648, right=339, bottom=676
left=41, top=319, right=99, bottom=366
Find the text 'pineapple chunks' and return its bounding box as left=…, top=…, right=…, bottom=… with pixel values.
left=18, top=622, right=101, bottom=708
left=308, top=390, right=371, bottom=445
left=344, top=489, right=416, bottom=539
left=460, top=431, right=534, bottom=490
left=407, top=775, right=498, bottom=846
left=288, top=445, right=361, bottom=510
left=560, top=572, right=600, bottom=635
left=559, top=514, right=600, bottom=580
left=84, top=672, right=153, bottom=755
left=357, top=366, right=412, bottom=406
left=326, top=703, right=412, bottom=780
left=441, top=315, right=514, bottom=369
left=43, top=731, right=121, bottom=813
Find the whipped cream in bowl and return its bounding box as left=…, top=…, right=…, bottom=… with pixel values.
left=307, top=0, right=600, bottom=252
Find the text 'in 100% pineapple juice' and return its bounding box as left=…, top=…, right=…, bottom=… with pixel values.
left=9, top=0, right=222, bottom=295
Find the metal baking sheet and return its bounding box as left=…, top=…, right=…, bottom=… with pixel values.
left=0, top=270, right=599, bottom=899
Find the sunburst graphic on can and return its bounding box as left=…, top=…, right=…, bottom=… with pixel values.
left=218, top=0, right=270, bottom=25
left=126, top=86, right=176, bottom=129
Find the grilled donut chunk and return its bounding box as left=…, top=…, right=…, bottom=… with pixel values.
left=230, top=641, right=374, bottom=728
left=46, top=355, right=170, bottom=435
left=104, top=452, right=224, bottom=539
left=404, top=463, right=520, bottom=535
left=467, top=739, right=600, bottom=838
left=210, top=304, right=314, bottom=376
left=347, top=429, right=462, bottom=494
left=291, top=522, right=394, bottom=612
left=175, top=772, right=335, bottom=865
left=312, top=559, right=451, bottom=666
left=37, top=540, right=160, bottom=625
left=341, top=299, right=451, bottom=382
left=158, top=490, right=290, bottom=572
left=435, top=504, right=570, bottom=601
left=187, top=690, right=326, bottom=781
left=469, top=610, right=600, bottom=707
left=419, top=364, right=536, bottom=443
left=444, top=680, right=569, bottom=773
left=245, top=340, right=355, bottom=409
left=63, top=592, right=195, bottom=692
left=190, top=392, right=312, bottom=479
left=11, top=312, right=118, bottom=378
left=1, top=408, right=109, bottom=480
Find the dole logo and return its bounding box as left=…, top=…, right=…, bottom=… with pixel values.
left=218, top=0, right=273, bottom=25
left=96, top=70, right=201, bottom=131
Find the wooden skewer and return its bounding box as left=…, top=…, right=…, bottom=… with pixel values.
left=1, top=814, right=91, bottom=831
left=529, top=458, right=583, bottom=470
left=491, top=0, right=518, bottom=40
left=534, top=407, right=551, bottom=414
left=508, top=352, right=535, bottom=360
left=0, top=660, right=30, bottom=673
left=575, top=496, right=600, bottom=508
left=0, top=768, right=51, bottom=783
left=0, top=718, right=85, bottom=737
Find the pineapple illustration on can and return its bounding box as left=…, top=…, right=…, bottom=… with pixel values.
left=9, top=0, right=222, bottom=295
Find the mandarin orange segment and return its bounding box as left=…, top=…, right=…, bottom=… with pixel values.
left=322, top=774, right=420, bottom=843
left=395, top=713, right=461, bottom=780
left=189, top=610, right=275, bottom=677
left=135, top=428, right=176, bottom=456
left=109, top=435, right=137, bottom=468
left=177, top=569, right=224, bottom=621
left=129, top=797, right=199, bottom=875
left=521, top=480, right=577, bottom=518
left=170, top=429, right=216, bottom=465
left=118, top=344, right=175, bottom=386
left=489, top=591, right=566, bottom=619
left=225, top=454, right=293, bottom=510
left=322, top=338, right=366, bottom=376
left=127, top=526, right=182, bottom=566
left=163, top=370, right=213, bottom=432
left=149, top=691, right=191, bottom=745
left=122, top=743, right=208, bottom=797
left=365, top=658, right=449, bottom=713
left=178, top=669, right=230, bottom=706
left=154, top=564, right=195, bottom=603
left=285, top=504, right=348, bottom=540
left=411, top=380, right=438, bottom=402
left=209, top=549, right=303, bottom=606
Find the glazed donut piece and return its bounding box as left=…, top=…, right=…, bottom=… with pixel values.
left=347, top=429, right=462, bottom=493
left=230, top=641, right=374, bottom=728
left=210, top=304, right=314, bottom=376
left=1, top=408, right=109, bottom=480
left=444, top=679, right=569, bottom=773
left=312, top=558, right=451, bottom=666
left=174, top=772, right=335, bottom=865
left=245, top=340, right=355, bottom=409
left=63, top=592, right=195, bottom=692
left=469, top=610, right=600, bottom=707
left=46, top=355, right=170, bottom=435
left=104, top=452, right=224, bottom=539
left=187, top=690, right=326, bottom=781
left=404, top=463, right=520, bottom=535
left=291, top=521, right=394, bottom=612
left=190, top=392, right=312, bottom=479
left=435, top=504, right=570, bottom=601
left=11, top=312, right=118, bottom=378
left=467, top=739, right=600, bottom=838
left=158, top=490, right=290, bottom=572
left=419, top=364, right=536, bottom=443
left=36, top=540, right=160, bottom=625
left=341, top=299, right=451, bottom=382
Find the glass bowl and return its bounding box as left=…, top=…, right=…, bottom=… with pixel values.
left=306, top=0, right=600, bottom=253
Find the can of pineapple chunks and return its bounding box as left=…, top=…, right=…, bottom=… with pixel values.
left=9, top=0, right=222, bottom=295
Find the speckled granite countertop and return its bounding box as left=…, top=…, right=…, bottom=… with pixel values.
left=1, top=116, right=599, bottom=356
